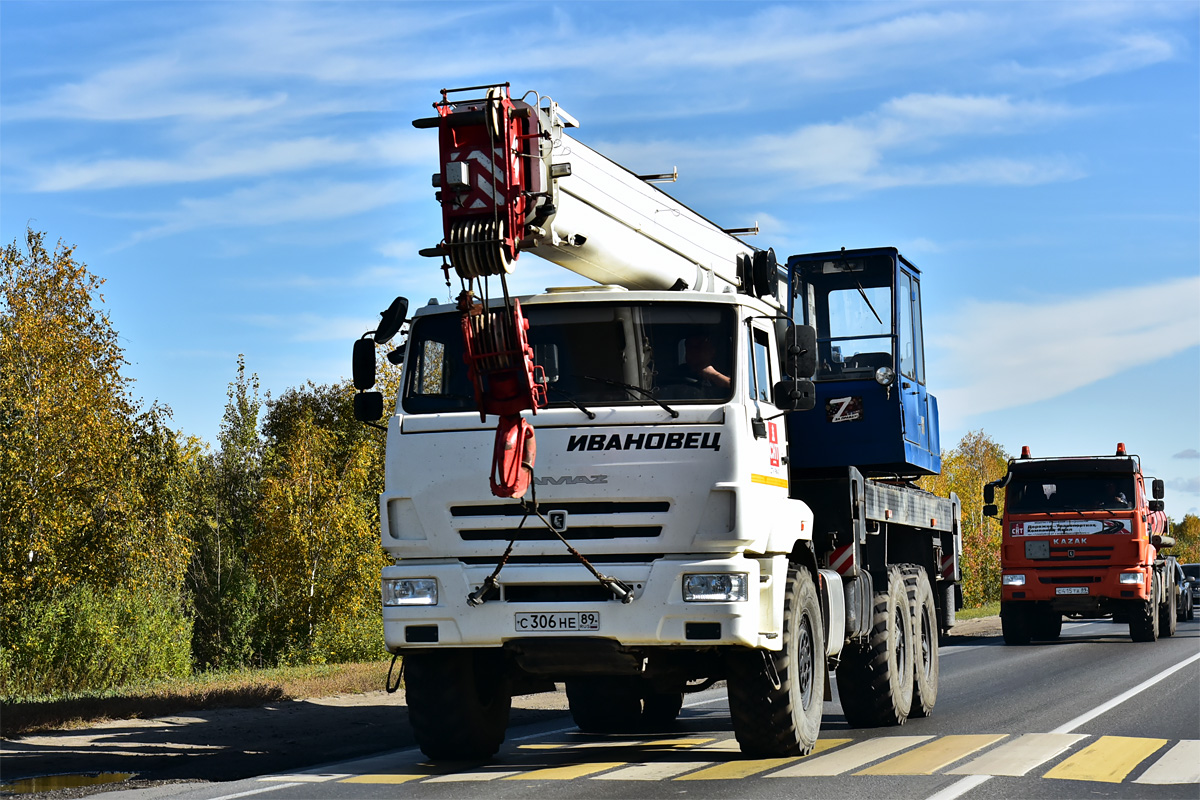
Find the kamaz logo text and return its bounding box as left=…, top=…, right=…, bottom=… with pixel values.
left=566, top=432, right=721, bottom=452
left=532, top=475, right=609, bottom=486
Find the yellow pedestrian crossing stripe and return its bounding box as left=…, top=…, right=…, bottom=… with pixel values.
left=290, top=732, right=1199, bottom=787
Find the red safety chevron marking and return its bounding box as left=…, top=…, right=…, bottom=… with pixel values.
left=830, top=544, right=855, bottom=575
left=940, top=552, right=955, bottom=580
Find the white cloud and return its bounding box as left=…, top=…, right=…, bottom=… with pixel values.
left=31, top=132, right=432, bottom=192
left=119, top=179, right=409, bottom=246
left=1175, top=449, right=1200, bottom=459
left=242, top=312, right=372, bottom=343
left=995, top=33, right=1176, bottom=86
left=933, top=276, right=1200, bottom=422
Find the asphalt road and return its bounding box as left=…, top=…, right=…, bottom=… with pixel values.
left=8, top=618, right=1199, bottom=800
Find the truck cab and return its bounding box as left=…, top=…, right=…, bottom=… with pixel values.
left=986, top=445, right=1175, bottom=644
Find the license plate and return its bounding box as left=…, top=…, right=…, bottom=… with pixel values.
left=515, top=611, right=600, bottom=632
left=1055, top=587, right=1089, bottom=595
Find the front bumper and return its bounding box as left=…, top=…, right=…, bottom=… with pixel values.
left=382, top=553, right=787, bottom=652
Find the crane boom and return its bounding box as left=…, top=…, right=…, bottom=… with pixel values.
left=416, top=84, right=758, bottom=294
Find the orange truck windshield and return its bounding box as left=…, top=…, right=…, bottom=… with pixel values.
left=1005, top=475, right=1136, bottom=514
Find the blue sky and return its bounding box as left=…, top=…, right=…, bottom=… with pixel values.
left=2, top=1, right=1198, bottom=514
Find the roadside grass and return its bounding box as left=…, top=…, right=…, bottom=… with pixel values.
left=957, top=601, right=1000, bottom=620
left=1, top=660, right=393, bottom=738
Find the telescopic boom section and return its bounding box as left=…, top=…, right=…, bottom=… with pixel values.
left=414, top=84, right=756, bottom=292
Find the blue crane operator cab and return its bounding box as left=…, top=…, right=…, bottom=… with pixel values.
left=785, top=247, right=940, bottom=478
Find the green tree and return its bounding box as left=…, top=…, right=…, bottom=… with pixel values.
left=921, top=430, right=1010, bottom=607
left=250, top=382, right=388, bottom=664
left=1170, top=514, right=1200, bottom=564
left=1, top=229, right=192, bottom=694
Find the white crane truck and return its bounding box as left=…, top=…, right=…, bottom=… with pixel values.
left=352, top=84, right=962, bottom=761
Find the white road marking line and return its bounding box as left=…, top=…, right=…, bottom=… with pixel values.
left=947, top=733, right=1086, bottom=777
left=768, top=736, right=932, bottom=777
left=592, top=761, right=711, bottom=780
left=924, top=650, right=1200, bottom=800
left=1133, top=740, right=1200, bottom=785
left=210, top=783, right=300, bottom=800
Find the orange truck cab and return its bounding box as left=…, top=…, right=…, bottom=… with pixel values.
left=984, top=443, right=1177, bottom=644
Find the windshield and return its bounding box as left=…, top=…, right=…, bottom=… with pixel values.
left=1181, top=564, right=1200, bottom=580
left=804, top=255, right=893, bottom=380
left=402, top=302, right=736, bottom=415
left=1005, top=475, right=1137, bottom=514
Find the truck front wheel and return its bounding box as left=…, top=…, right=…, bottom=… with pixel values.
left=726, top=566, right=825, bottom=756
left=1030, top=606, right=1062, bottom=641
left=405, top=649, right=512, bottom=760
left=1001, top=602, right=1032, bottom=646
left=1129, top=574, right=1159, bottom=642
left=836, top=565, right=915, bottom=727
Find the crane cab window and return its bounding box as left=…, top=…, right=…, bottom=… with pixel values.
left=898, top=271, right=926, bottom=384
left=802, top=255, right=893, bottom=380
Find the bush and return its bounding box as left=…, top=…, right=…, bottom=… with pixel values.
left=0, top=584, right=191, bottom=699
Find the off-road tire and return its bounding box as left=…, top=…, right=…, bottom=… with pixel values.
left=1159, top=582, right=1177, bottom=638
left=836, top=565, right=915, bottom=727
left=1001, top=601, right=1033, bottom=646
left=1129, top=575, right=1159, bottom=642
left=726, top=566, right=825, bottom=756
left=903, top=566, right=938, bottom=718
left=405, top=650, right=512, bottom=760
left=1030, top=606, right=1062, bottom=641
left=566, top=677, right=643, bottom=733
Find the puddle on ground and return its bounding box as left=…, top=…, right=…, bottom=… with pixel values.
left=0, top=772, right=134, bottom=794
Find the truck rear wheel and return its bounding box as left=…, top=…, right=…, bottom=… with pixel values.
left=405, top=650, right=512, bottom=760
left=1129, top=574, right=1159, bottom=642
left=1001, top=602, right=1032, bottom=646
left=726, top=566, right=825, bottom=756
left=836, top=565, right=914, bottom=727
left=1159, top=581, right=1177, bottom=638
left=904, top=567, right=938, bottom=718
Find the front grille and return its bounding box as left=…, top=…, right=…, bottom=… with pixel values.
left=452, top=500, right=669, bottom=541
left=451, top=501, right=670, bottom=517
left=504, top=584, right=616, bottom=603
left=1037, top=545, right=1114, bottom=563
left=460, top=526, right=662, bottom=541
left=459, top=553, right=664, bottom=566
left=1039, top=575, right=1102, bottom=584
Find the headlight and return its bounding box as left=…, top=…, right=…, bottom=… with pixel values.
left=383, top=578, right=438, bottom=606
left=683, top=573, right=748, bottom=602
left=1002, top=574, right=1026, bottom=586
left=875, top=367, right=896, bottom=386
left=1119, top=572, right=1145, bottom=585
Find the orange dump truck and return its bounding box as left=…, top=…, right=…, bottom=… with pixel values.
left=984, top=443, right=1177, bottom=644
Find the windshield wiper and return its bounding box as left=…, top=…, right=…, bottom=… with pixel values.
left=576, top=375, right=679, bottom=418
left=855, top=279, right=884, bottom=327
left=547, top=387, right=596, bottom=420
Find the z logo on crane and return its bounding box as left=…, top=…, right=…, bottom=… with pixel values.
left=826, top=396, right=864, bottom=423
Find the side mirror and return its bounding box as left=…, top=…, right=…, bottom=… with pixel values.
left=1149, top=499, right=1164, bottom=512
left=353, top=337, right=376, bottom=390
left=354, top=391, right=384, bottom=422
left=783, top=325, right=817, bottom=379
left=983, top=504, right=998, bottom=518
left=374, top=296, right=409, bottom=345
left=773, top=379, right=815, bottom=411
left=984, top=484, right=995, bottom=504
left=1152, top=479, right=1164, bottom=500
